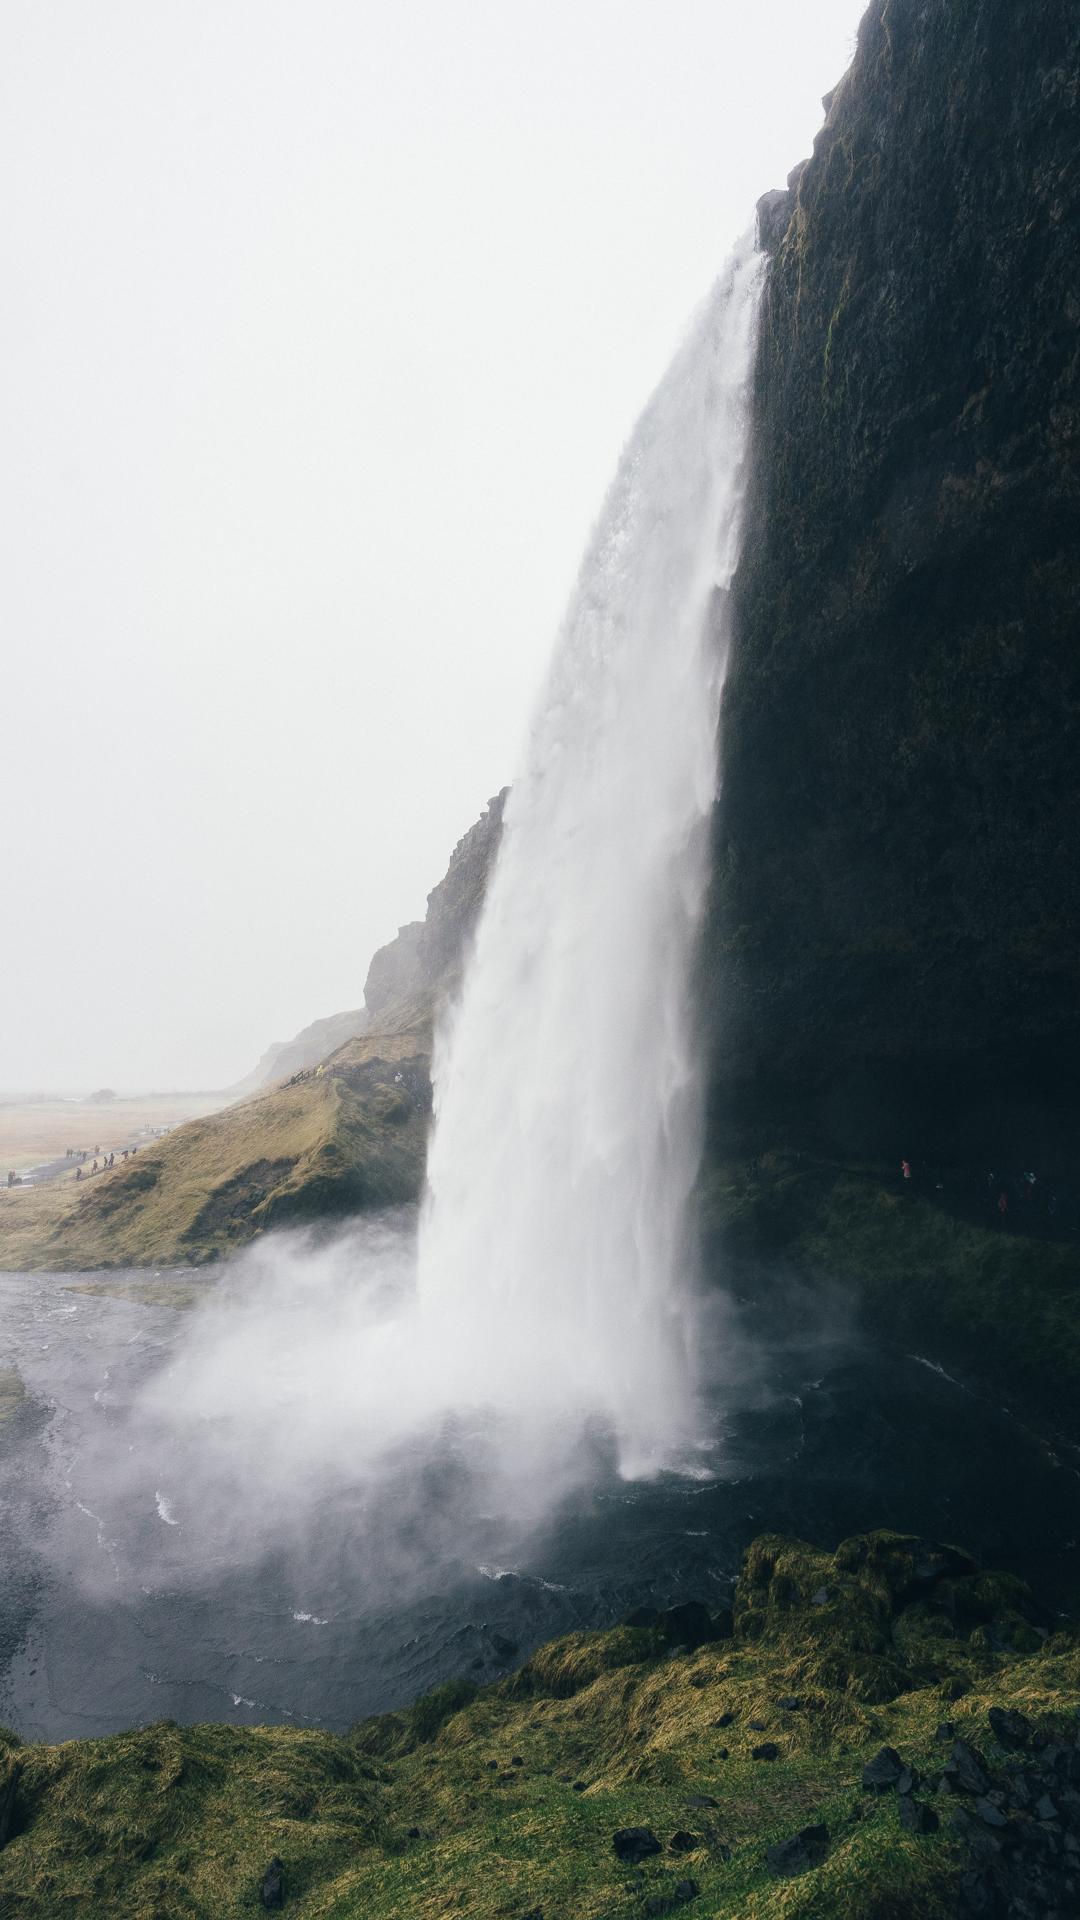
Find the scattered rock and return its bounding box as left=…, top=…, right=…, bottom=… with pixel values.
left=896, top=1766, right=919, bottom=1795
left=686, top=1795, right=718, bottom=1810
left=974, top=1798, right=1008, bottom=1829
left=261, top=1857, right=285, bottom=1911
left=810, top=1587, right=831, bottom=1606
left=715, top=1747, right=729, bottom=1760
left=748, top=1719, right=766, bottom=1732
left=946, top=1741, right=991, bottom=1796
left=751, top=1743, right=780, bottom=1762
left=862, top=1746, right=905, bottom=1791
left=713, top=1712, right=735, bottom=1728
left=572, top=1781, right=587, bottom=1793
left=778, top=1696, right=801, bottom=1712
left=934, top=1722, right=957, bottom=1744
left=668, top=1831, right=702, bottom=1853
left=406, top=1826, right=422, bottom=1839
left=511, top=1756, right=524, bottom=1768
left=643, top=1879, right=699, bottom=1917
left=612, top=1828, right=662, bottom=1864
left=899, top=1797, right=939, bottom=1835
left=486, top=1760, right=498, bottom=1770
left=766, top=1823, right=830, bottom=1878
left=1036, top=1793, right=1060, bottom=1822
left=988, top=1707, right=1033, bottom=1750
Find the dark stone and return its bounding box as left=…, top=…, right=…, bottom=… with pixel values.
left=947, top=1741, right=992, bottom=1796
left=896, top=1767, right=919, bottom=1795
left=643, top=1879, right=699, bottom=1918
left=612, top=1828, right=662, bottom=1864
left=572, top=1781, right=586, bottom=1793
left=406, top=1826, right=422, bottom=1839
left=899, top=1797, right=939, bottom=1835
left=714, top=1712, right=735, bottom=1728
left=810, top=1587, right=831, bottom=1606
left=1038, top=1794, right=1061, bottom=1822
left=261, top=1857, right=285, bottom=1911
left=862, top=1746, right=905, bottom=1791
left=486, top=1760, right=498, bottom=1770
left=687, top=1795, right=719, bottom=1810
left=766, top=1823, right=830, bottom=1878
left=715, top=1748, right=729, bottom=1760
left=511, top=1756, right=524, bottom=1768
left=748, top=1720, right=766, bottom=1732
left=668, top=1832, right=702, bottom=1854
left=751, top=1743, right=780, bottom=1762
left=935, top=1723, right=957, bottom=1744
left=989, top=1706, right=1034, bottom=1751
left=778, top=1696, right=801, bottom=1712
left=975, top=1798, right=1009, bottom=1828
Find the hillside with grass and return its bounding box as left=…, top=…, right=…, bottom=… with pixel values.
left=2, top=1527, right=1077, bottom=1918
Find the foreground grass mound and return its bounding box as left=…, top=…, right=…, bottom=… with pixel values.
left=2, top=1529, right=1078, bottom=1918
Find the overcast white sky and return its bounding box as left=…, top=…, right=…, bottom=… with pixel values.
left=1, top=0, right=864, bottom=1092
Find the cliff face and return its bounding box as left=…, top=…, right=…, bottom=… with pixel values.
left=706, top=0, right=1080, bottom=1160
left=362, top=791, right=508, bottom=1022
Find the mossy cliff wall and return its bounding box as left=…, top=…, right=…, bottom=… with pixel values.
left=706, top=0, right=1080, bottom=1161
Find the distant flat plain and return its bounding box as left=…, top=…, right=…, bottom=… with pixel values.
left=0, top=1092, right=233, bottom=1172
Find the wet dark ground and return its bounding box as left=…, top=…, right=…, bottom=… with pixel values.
left=1, top=1267, right=1078, bottom=1742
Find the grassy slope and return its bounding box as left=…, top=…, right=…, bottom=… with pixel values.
left=1, top=1530, right=1076, bottom=1919
left=0, top=1018, right=432, bottom=1272
left=701, top=1154, right=1080, bottom=1431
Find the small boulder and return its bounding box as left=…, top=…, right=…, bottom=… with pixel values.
left=748, top=1719, right=766, bottom=1732
left=974, top=1798, right=1008, bottom=1829
left=766, top=1823, right=830, bottom=1878
left=946, top=1741, right=991, bottom=1797
left=668, top=1831, right=701, bottom=1853
left=862, top=1747, right=905, bottom=1791
left=686, top=1794, right=718, bottom=1810
left=406, top=1826, right=422, bottom=1839
left=713, top=1712, right=735, bottom=1728
left=261, top=1857, right=285, bottom=1911
left=613, top=1828, right=662, bottom=1864
left=896, top=1767, right=919, bottom=1796
left=899, top=1798, right=939, bottom=1835
left=751, top=1743, right=780, bottom=1762
left=988, top=1706, right=1032, bottom=1750
left=810, top=1587, right=831, bottom=1606
left=777, top=1696, right=801, bottom=1712
left=511, top=1756, right=524, bottom=1768
left=934, top=1722, right=957, bottom=1744
left=572, top=1781, right=587, bottom=1793
left=643, top=1879, right=699, bottom=1918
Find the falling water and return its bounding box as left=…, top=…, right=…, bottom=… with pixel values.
left=417, top=234, right=765, bottom=1477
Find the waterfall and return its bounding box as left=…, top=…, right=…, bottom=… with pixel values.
left=417, top=234, right=765, bottom=1478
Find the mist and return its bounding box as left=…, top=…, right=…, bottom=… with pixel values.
left=0, top=0, right=865, bottom=1092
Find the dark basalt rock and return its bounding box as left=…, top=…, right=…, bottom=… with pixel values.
left=766, top=1823, right=831, bottom=1878
left=751, top=1742, right=780, bottom=1761
left=668, top=1831, right=702, bottom=1853
left=946, top=1741, right=992, bottom=1796
left=643, top=1878, right=699, bottom=1917
left=989, top=1706, right=1034, bottom=1749
left=612, top=1828, right=662, bottom=1864
left=261, top=1856, right=285, bottom=1911
left=899, top=1796, right=939, bottom=1835
left=862, top=1745, right=906, bottom=1791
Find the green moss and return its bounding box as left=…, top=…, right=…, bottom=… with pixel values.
left=1, top=1529, right=1076, bottom=1918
